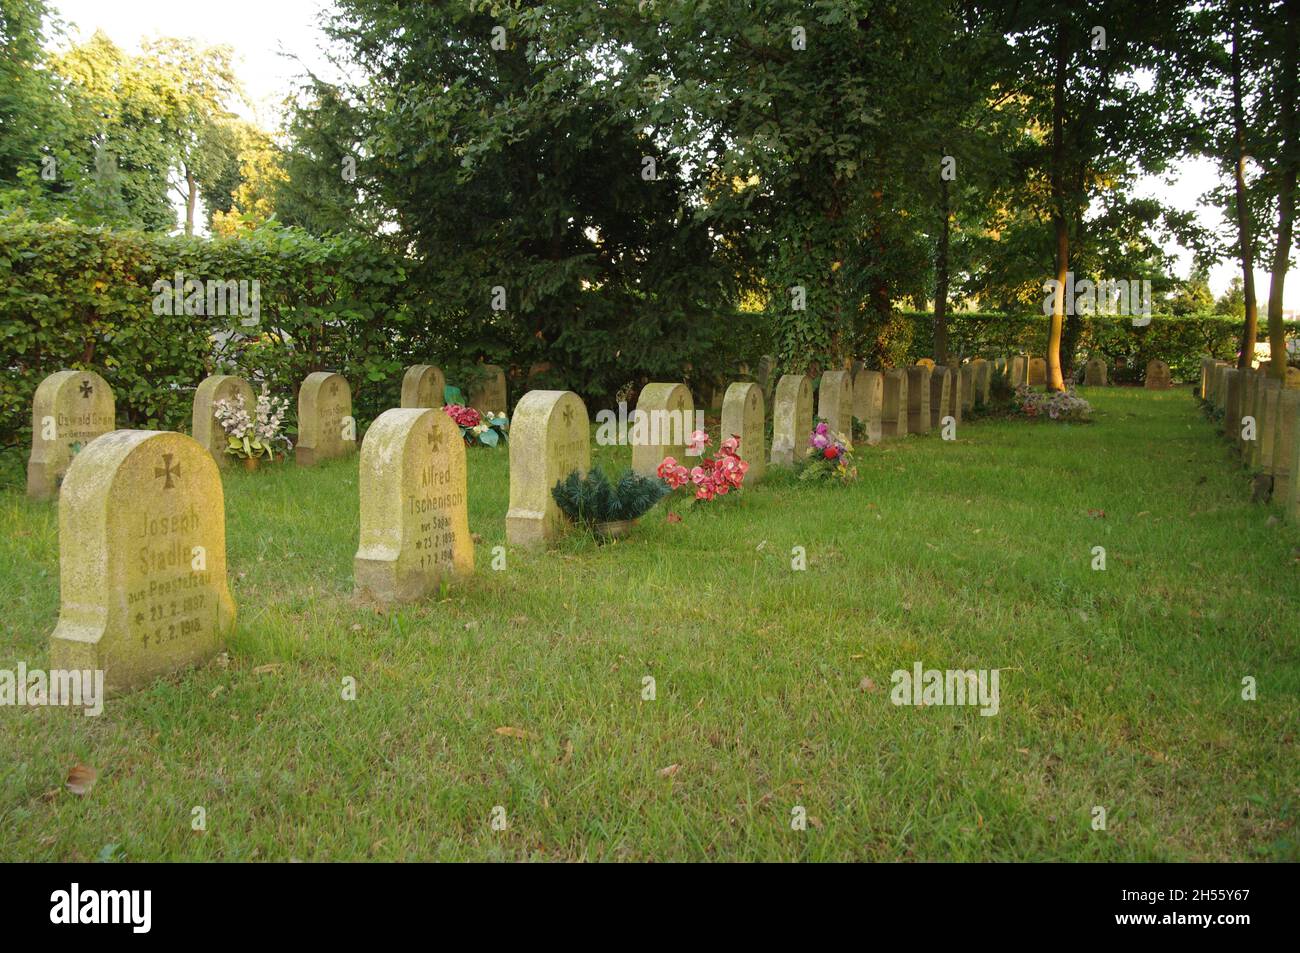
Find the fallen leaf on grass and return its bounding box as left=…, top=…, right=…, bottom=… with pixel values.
left=858, top=676, right=878, bottom=693
left=807, top=815, right=824, bottom=830
left=494, top=726, right=533, bottom=740
left=1087, top=509, right=1106, bottom=519
left=251, top=663, right=283, bottom=675
left=558, top=739, right=574, bottom=765
left=471, top=533, right=483, bottom=544
left=666, top=512, right=682, bottom=524
left=658, top=763, right=681, bottom=778
left=209, top=685, right=226, bottom=699
left=66, top=764, right=97, bottom=796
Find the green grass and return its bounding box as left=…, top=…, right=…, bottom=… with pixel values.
left=1, top=387, right=1297, bottom=861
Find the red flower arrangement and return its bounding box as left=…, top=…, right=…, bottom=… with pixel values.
left=657, top=430, right=749, bottom=502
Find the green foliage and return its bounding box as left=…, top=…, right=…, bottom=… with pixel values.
left=0, top=215, right=415, bottom=466
left=550, top=466, right=670, bottom=525
left=898, top=310, right=1252, bottom=383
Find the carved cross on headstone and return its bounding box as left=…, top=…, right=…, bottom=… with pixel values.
left=79, top=380, right=94, bottom=398
left=329, top=381, right=339, bottom=397
left=427, top=425, right=442, bottom=453
left=154, top=453, right=180, bottom=489
left=563, top=405, right=574, bottom=429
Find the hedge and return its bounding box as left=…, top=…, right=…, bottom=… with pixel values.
left=897, top=310, right=1277, bottom=384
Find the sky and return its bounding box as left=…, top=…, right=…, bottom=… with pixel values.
left=45, top=0, right=1297, bottom=311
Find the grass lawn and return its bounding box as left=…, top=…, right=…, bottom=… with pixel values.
left=1, top=385, right=1297, bottom=861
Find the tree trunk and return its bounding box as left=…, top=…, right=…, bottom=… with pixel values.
left=933, top=172, right=951, bottom=364
left=1266, top=1, right=1298, bottom=380
left=1046, top=20, right=1069, bottom=392
left=1231, top=3, right=1260, bottom=370
left=185, top=165, right=197, bottom=237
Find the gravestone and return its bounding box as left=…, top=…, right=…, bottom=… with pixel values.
left=915, top=358, right=935, bottom=369
left=906, top=365, right=932, bottom=434
left=1084, top=356, right=1108, bottom=387
left=401, top=364, right=446, bottom=409
left=1256, top=380, right=1281, bottom=470
left=467, top=364, right=508, bottom=416
left=754, top=354, right=777, bottom=403
left=971, top=359, right=991, bottom=406
left=27, top=370, right=116, bottom=500
left=1198, top=358, right=1216, bottom=399
left=957, top=365, right=975, bottom=413
left=1273, top=390, right=1300, bottom=505
left=296, top=372, right=356, bottom=467
left=721, top=382, right=766, bottom=483
left=770, top=374, right=813, bottom=466
left=631, top=382, right=694, bottom=477
left=1008, top=355, right=1028, bottom=388
left=945, top=367, right=963, bottom=424
left=506, top=391, right=592, bottom=546
left=192, top=374, right=256, bottom=467
left=355, top=408, right=473, bottom=603
left=928, top=366, right=951, bottom=430
left=853, top=368, right=883, bottom=444
left=880, top=369, right=909, bottom=438
left=1028, top=357, right=1047, bottom=387
left=818, top=370, right=854, bottom=439
left=49, top=430, right=235, bottom=694
left=1145, top=359, right=1172, bottom=390
left=1238, top=369, right=1260, bottom=453
left=1222, top=368, right=1241, bottom=437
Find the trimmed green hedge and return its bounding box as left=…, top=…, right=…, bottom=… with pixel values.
left=0, top=215, right=432, bottom=471
left=898, top=310, right=1267, bottom=384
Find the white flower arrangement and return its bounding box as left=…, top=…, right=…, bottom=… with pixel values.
left=213, top=384, right=291, bottom=459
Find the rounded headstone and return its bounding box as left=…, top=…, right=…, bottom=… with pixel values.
left=401, top=364, right=446, bottom=409
left=770, top=374, right=813, bottom=466
left=631, top=383, right=694, bottom=477
left=27, top=369, right=116, bottom=500
left=354, top=407, right=473, bottom=603
left=49, top=430, right=235, bottom=693
left=506, top=390, right=592, bottom=547
left=818, top=370, right=854, bottom=439
left=296, top=372, right=356, bottom=467
left=721, top=382, right=766, bottom=483
left=192, top=374, right=256, bottom=467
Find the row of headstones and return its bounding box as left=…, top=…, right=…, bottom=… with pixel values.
left=1000, top=353, right=1170, bottom=389
left=1201, top=357, right=1300, bottom=521
left=26, top=364, right=509, bottom=499
left=35, top=358, right=1000, bottom=696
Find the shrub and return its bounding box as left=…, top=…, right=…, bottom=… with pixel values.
left=551, top=466, right=670, bottom=525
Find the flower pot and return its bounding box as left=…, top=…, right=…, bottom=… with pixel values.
left=592, top=518, right=635, bottom=542
left=242, top=456, right=260, bottom=473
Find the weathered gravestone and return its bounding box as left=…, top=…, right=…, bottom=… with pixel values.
left=1145, top=359, right=1172, bottom=391
left=880, top=369, right=909, bottom=438
left=192, top=374, right=255, bottom=467
left=1198, top=358, right=1216, bottom=399
left=506, top=390, right=592, bottom=546
left=1256, top=380, right=1282, bottom=470
left=48, top=430, right=235, bottom=694
left=853, top=368, right=883, bottom=444
left=1238, top=369, right=1260, bottom=453
left=945, top=367, right=963, bottom=424
left=915, top=358, right=935, bottom=369
left=906, top=365, right=932, bottom=434
left=1008, top=355, right=1028, bottom=388
left=354, top=408, right=473, bottom=603
left=721, top=382, right=766, bottom=483
left=401, top=364, right=446, bottom=409
left=818, top=370, right=854, bottom=439
left=1084, top=356, right=1108, bottom=387
left=27, top=370, right=116, bottom=500
left=1028, top=357, right=1047, bottom=387
left=1273, top=390, right=1300, bottom=505
left=468, top=364, right=508, bottom=416
left=1222, top=368, right=1241, bottom=437
left=928, top=366, right=951, bottom=430
left=631, top=382, right=694, bottom=477
left=770, top=374, right=813, bottom=466
left=754, top=354, right=777, bottom=403
left=958, top=365, right=975, bottom=414
left=971, top=359, right=991, bottom=406
left=296, top=372, right=356, bottom=467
